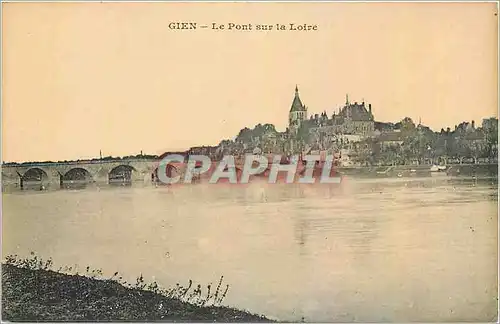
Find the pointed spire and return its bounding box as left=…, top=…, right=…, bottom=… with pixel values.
left=290, top=85, right=306, bottom=112
left=345, top=94, right=349, bottom=105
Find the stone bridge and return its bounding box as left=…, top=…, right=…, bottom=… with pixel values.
left=1, top=157, right=254, bottom=190
left=1, top=159, right=186, bottom=189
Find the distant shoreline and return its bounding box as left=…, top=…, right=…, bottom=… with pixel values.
left=1, top=264, right=273, bottom=322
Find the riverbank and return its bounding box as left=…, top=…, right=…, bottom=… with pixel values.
left=338, top=163, right=498, bottom=178
left=1, top=264, right=273, bottom=322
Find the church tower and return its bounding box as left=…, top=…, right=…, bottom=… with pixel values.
left=288, top=85, right=308, bottom=129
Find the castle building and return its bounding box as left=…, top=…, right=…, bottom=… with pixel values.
left=287, top=87, right=375, bottom=138
left=327, top=95, right=375, bottom=135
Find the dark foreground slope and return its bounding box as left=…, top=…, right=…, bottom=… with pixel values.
left=1, top=264, right=272, bottom=322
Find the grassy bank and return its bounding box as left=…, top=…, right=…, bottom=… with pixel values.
left=1, top=257, right=273, bottom=322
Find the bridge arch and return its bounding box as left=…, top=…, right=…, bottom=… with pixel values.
left=17, top=167, right=51, bottom=190
left=152, top=164, right=179, bottom=184
left=62, top=167, right=93, bottom=182
left=22, top=167, right=49, bottom=182
left=109, top=165, right=137, bottom=184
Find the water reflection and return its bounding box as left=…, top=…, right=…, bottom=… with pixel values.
left=61, top=181, right=93, bottom=190
left=2, top=177, right=498, bottom=322
left=108, top=181, right=133, bottom=188
left=292, top=207, right=310, bottom=253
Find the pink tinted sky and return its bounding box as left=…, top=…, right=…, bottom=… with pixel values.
left=2, top=2, right=498, bottom=162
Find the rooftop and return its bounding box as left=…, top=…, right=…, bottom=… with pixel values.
left=338, top=102, right=373, bottom=121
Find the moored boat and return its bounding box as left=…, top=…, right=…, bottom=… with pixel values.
left=430, top=164, right=449, bottom=177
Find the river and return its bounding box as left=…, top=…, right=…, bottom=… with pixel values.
left=2, top=176, right=498, bottom=322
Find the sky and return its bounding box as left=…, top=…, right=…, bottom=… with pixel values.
left=2, top=2, right=498, bottom=162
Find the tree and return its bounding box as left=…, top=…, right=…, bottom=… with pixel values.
left=484, top=120, right=498, bottom=160
left=236, top=127, right=252, bottom=143
left=400, top=117, right=416, bottom=133
left=397, top=118, right=418, bottom=163
left=263, top=123, right=277, bottom=133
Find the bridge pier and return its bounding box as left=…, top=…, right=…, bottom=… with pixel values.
left=47, top=171, right=62, bottom=189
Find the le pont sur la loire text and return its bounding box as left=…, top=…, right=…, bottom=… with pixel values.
left=168, top=22, right=318, bottom=31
